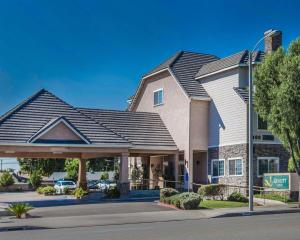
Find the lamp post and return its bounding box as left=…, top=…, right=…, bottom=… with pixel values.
left=248, top=29, right=279, bottom=213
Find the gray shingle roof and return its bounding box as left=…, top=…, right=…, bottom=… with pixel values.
left=233, top=87, right=248, bottom=102
left=196, top=50, right=264, bottom=78
left=77, top=108, right=177, bottom=148
left=0, top=89, right=177, bottom=149
left=0, top=89, right=129, bottom=146
left=143, top=51, right=219, bottom=97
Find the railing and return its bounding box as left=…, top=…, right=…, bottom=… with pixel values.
left=128, top=179, right=185, bottom=192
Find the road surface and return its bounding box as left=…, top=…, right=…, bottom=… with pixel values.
left=1, top=213, right=300, bottom=240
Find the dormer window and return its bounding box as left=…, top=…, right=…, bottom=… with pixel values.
left=154, top=89, right=163, bottom=106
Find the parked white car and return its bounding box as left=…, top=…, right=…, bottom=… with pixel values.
left=97, top=180, right=117, bottom=190
left=54, top=180, right=77, bottom=194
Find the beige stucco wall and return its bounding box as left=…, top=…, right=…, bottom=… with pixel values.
left=132, top=71, right=210, bottom=188
left=39, top=122, right=81, bottom=141
left=133, top=71, right=190, bottom=157
left=190, top=100, right=209, bottom=150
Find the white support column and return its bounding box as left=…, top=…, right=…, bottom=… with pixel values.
left=119, top=152, right=129, bottom=195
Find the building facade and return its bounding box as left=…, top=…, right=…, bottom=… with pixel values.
left=129, top=29, right=289, bottom=189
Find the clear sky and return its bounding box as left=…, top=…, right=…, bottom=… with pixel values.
left=0, top=0, right=299, bottom=114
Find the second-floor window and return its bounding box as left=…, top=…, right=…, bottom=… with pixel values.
left=258, top=115, right=268, bottom=130
left=154, top=89, right=163, bottom=106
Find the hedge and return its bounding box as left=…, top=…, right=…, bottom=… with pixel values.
left=198, top=184, right=225, bottom=200
left=160, top=189, right=202, bottom=210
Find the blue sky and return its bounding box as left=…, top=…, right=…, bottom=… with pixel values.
left=0, top=0, right=299, bottom=114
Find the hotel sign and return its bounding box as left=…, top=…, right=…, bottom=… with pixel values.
left=263, top=174, right=289, bottom=190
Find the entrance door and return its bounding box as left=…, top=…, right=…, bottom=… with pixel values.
left=193, top=151, right=208, bottom=184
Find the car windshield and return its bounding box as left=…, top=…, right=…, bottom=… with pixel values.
left=61, top=181, right=75, bottom=186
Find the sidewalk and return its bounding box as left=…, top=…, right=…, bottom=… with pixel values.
left=1, top=204, right=300, bottom=231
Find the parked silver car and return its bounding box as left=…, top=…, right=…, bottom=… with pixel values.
left=54, top=180, right=77, bottom=194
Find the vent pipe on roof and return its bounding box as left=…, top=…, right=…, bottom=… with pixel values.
left=264, top=29, right=282, bottom=54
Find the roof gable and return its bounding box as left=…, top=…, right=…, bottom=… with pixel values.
left=196, top=50, right=265, bottom=79
left=0, top=89, right=129, bottom=146
left=28, top=116, right=91, bottom=144
left=129, top=51, right=219, bottom=110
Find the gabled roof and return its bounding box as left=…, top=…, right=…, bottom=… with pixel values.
left=129, top=51, right=219, bottom=110
left=77, top=108, right=177, bottom=149
left=27, top=116, right=91, bottom=144
left=196, top=50, right=264, bottom=79
left=142, top=51, right=219, bottom=97
left=0, top=89, right=177, bottom=150
left=0, top=89, right=129, bottom=146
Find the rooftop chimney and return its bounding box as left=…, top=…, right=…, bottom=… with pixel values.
left=264, top=29, right=282, bottom=54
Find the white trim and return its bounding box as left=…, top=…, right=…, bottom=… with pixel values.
left=0, top=142, right=131, bottom=148
left=142, top=68, right=169, bottom=80
left=211, top=158, right=225, bottom=178
left=153, top=88, right=164, bottom=106
left=29, top=118, right=90, bottom=144
left=228, top=157, right=243, bottom=177
left=190, top=96, right=211, bottom=101
left=257, top=156, right=280, bottom=177
left=208, top=142, right=247, bottom=148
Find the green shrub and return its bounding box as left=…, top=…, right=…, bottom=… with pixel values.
left=29, top=171, right=42, bottom=189
left=198, top=184, right=225, bottom=200
left=7, top=203, right=33, bottom=218
left=0, top=171, right=14, bottom=189
left=160, top=188, right=179, bottom=202
left=100, top=172, right=109, bottom=180
left=36, top=186, right=56, bottom=195
left=180, top=193, right=202, bottom=210
left=227, top=191, right=248, bottom=202
left=73, top=187, right=88, bottom=199
left=164, top=192, right=202, bottom=210
left=63, top=187, right=74, bottom=195
left=104, top=186, right=120, bottom=198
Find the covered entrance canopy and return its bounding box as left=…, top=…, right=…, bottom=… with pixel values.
left=0, top=89, right=179, bottom=193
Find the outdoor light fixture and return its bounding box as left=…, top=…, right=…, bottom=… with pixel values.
left=248, top=29, right=279, bottom=213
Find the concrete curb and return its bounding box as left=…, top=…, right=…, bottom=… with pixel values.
left=213, top=207, right=300, bottom=218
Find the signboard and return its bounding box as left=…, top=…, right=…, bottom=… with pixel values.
left=263, top=174, right=289, bottom=190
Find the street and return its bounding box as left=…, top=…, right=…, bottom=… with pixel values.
left=1, top=213, right=300, bottom=240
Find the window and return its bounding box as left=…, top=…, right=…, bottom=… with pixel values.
left=257, top=157, right=279, bottom=177
left=212, top=159, right=224, bottom=177
left=154, top=89, right=163, bottom=106
left=258, top=115, right=268, bottom=130
left=229, top=158, right=243, bottom=176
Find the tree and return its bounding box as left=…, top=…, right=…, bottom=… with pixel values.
left=18, top=158, right=65, bottom=176
left=29, top=170, right=42, bottom=189
left=0, top=171, right=14, bottom=190
left=254, top=38, right=300, bottom=201
left=65, top=158, right=79, bottom=180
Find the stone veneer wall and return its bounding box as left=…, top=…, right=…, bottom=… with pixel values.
left=208, top=144, right=248, bottom=187
left=208, top=143, right=290, bottom=188
left=253, top=144, right=289, bottom=186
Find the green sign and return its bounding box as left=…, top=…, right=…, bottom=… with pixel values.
left=263, top=175, right=289, bottom=190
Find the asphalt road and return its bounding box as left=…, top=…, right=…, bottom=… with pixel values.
left=1, top=213, right=300, bottom=240
left=30, top=201, right=171, bottom=218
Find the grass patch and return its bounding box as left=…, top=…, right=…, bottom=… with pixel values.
left=200, top=200, right=248, bottom=209
left=254, top=193, right=292, bottom=203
